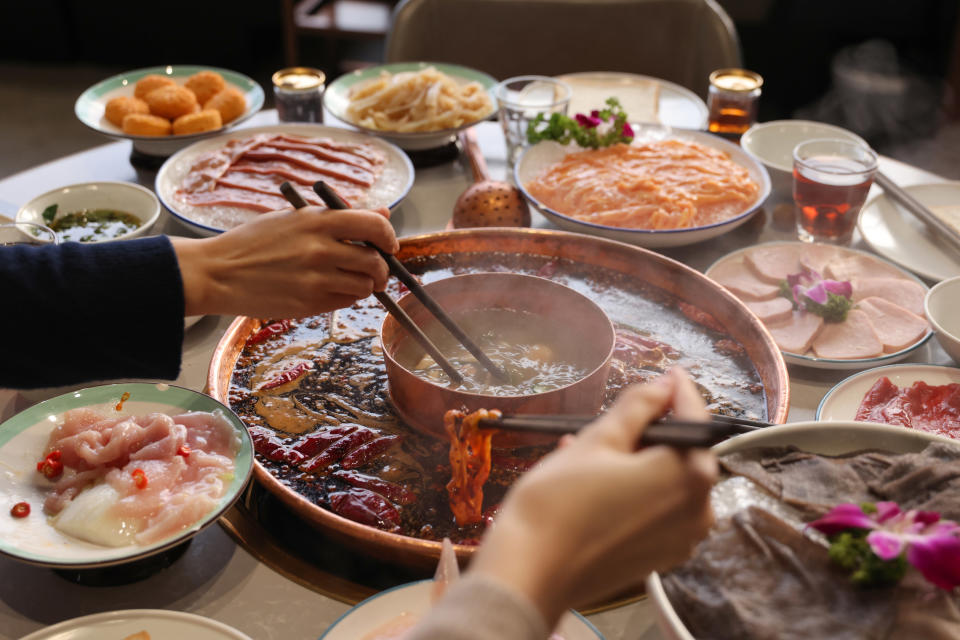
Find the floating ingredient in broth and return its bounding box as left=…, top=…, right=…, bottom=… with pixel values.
left=855, top=376, right=960, bottom=439
left=45, top=207, right=142, bottom=243
left=445, top=408, right=498, bottom=527
left=525, top=140, right=759, bottom=229
left=402, top=308, right=590, bottom=396
left=42, top=407, right=240, bottom=547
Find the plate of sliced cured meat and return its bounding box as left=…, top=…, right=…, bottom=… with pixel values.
left=817, top=364, right=960, bottom=439
left=706, top=242, right=933, bottom=370
left=155, top=124, right=415, bottom=235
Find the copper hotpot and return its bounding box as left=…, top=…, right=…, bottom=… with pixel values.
left=380, top=273, right=616, bottom=445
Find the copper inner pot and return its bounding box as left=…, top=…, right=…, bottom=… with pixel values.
left=380, top=273, right=616, bottom=445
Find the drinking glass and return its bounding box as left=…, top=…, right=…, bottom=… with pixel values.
left=494, top=76, right=572, bottom=169
left=0, top=222, right=58, bottom=246
left=793, top=138, right=878, bottom=245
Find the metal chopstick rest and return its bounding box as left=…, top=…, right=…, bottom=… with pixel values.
left=278, top=181, right=463, bottom=385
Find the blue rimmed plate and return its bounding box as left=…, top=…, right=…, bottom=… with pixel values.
left=705, top=241, right=933, bottom=370
left=75, top=65, right=265, bottom=157
left=516, top=127, right=771, bottom=248
left=0, top=383, right=253, bottom=568
left=319, top=579, right=605, bottom=639
left=816, top=363, right=960, bottom=421
left=324, top=61, right=498, bottom=151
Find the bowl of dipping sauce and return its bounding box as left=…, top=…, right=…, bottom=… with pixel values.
left=925, top=275, right=960, bottom=364
left=381, top=273, right=616, bottom=445
left=17, top=181, right=161, bottom=244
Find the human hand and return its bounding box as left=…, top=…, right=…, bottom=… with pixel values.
left=470, top=368, right=717, bottom=628
left=172, top=206, right=398, bottom=317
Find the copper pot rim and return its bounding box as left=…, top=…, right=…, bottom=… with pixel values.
left=207, top=228, right=791, bottom=563
left=379, top=271, right=618, bottom=402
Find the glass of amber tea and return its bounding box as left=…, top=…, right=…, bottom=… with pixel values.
left=793, top=139, right=878, bottom=245
left=707, top=68, right=763, bottom=141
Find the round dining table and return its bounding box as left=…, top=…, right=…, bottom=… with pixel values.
left=0, top=109, right=954, bottom=640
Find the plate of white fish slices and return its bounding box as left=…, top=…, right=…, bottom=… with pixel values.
left=20, top=609, right=254, bottom=640
left=0, top=383, right=253, bottom=568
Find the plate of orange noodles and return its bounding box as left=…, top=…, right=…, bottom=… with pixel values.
left=515, top=126, right=771, bottom=248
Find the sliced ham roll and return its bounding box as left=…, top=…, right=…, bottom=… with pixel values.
left=812, top=309, right=884, bottom=359
left=710, top=258, right=781, bottom=301
left=743, top=244, right=802, bottom=284
left=767, top=311, right=824, bottom=354
left=857, top=297, right=929, bottom=353
left=799, top=244, right=843, bottom=274
left=745, top=297, right=794, bottom=324
left=824, top=255, right=908, bottom=282
left=851, top=277, right=926, bottom=316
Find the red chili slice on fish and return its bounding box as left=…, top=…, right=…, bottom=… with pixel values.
left=177, top=444, right=191, bottom=458
left=37, top=450, right=63, bottom=479
left=132, top=468, right=148, bottom=490
left=10, top=502, right=30, bottom=518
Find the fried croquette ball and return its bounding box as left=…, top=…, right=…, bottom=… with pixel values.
left=134, top=74, right=176, bottom=100
left=184, top=71, right=226, bottom=105
left=145, top=85, right=199, bottom=119
left=122, top=113, right=172, bottom=136
left=172, top=109, right=222, bottom=135
left=104, top=96, right=149, bottom=127
left=204, top=88, right=246, bottom=124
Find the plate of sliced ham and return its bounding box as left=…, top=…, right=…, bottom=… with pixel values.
left=155, top=124, right=415, bottom=236
left=706, top=242, right=933, bottom=370
left=0, top=383, right=253, bottom=568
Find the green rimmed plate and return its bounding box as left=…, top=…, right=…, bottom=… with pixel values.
left=323, top=62, right=497, bottom=150
left=0, top=383, right=253, bottom=568
left=75, top=65, right=265, bottom=157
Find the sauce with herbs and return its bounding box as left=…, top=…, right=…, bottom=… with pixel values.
left=49, top=209, right=141, bottom=242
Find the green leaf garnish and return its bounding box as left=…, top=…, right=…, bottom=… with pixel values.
left=526, top=97, right=634, bottom=149
left=41, top=204, right=58, bottom=224
left=827, top=530, right=907, bottom=588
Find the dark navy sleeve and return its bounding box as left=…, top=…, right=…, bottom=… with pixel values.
left=0, top=235, right=186, bottom=389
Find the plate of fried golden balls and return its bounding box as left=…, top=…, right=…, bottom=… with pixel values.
left=75, top=65, right=264, bottom=157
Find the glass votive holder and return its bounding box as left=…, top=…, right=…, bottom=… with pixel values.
left=494, top=76, right=572, bottom=169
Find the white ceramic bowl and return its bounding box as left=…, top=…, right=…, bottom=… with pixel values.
left=16, top=181, right=161, bottom=243
left=21, top=609, right=253, bottom=640
left=75, top=65, right=265, bottom=158
left=740, top=120, right=868, bottom=199
left=516, top=127, right=771, bottom=248
left=925, top=275, right=960, bottom=364
left=647, top=420, right=956, bottom=640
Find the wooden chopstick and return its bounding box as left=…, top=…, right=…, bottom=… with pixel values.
left=278, top=182, right=463, bottom=384
left=874, top=171, right=960, bottom=254
left=312, top=181, right=509, bottom=382
left=478, top=414, right=765, bottom=449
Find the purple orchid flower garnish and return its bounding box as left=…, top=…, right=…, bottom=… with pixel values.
left=622, top=122, right=635, bottom=139
left=783, top=266, right=851, bottom=311
left=575, top=113, right=603, bottom=128
left=809, top=502, right=960, bottom=590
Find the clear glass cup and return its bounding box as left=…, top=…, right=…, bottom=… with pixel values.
left=793, top=138, right=878, bottom=245
left=494, top=76, right=572, bottom=169
left=0, top=222, right=58, bottom=246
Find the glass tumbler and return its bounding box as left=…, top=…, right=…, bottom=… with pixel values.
left=494, top=76, right=572, bottom=169
left=793, top=138, right=878, bottom=245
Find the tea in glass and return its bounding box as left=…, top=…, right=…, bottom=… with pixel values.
left=793, top=139, right=877, bottom=244
left=707, top=68, right=763, bottom=141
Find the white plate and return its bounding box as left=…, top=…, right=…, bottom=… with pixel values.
left=75, top=65, right=265, bottom=158
left=155, top=124, right=415, bottom=236
left=555, top=71, right=709, bottom=130
left=319, top=580, right=604, bottom=639
left=858, top=182, right=960, bottom=283
left=0, top=383, right=253, bottom=568
left=516, top=127, right=770, bottom=248
left=705, top=241, right=933, bottom=370
left=324, top=62, right=498, bottom=151
left=21, top=609, right=253, bottom=640
left=816, top=363, right=960, bottom=421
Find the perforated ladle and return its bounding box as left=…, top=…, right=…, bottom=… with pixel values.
left=452, top=129, right=531, bottom=228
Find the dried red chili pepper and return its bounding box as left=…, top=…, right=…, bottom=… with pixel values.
left=37, top=450, right=64, bottom=479
left=115, top=391, right=131, bottom=411
left=259, top=361, right=313, bottom=391
left=247, top=320, right=293, bottom=345
left=132, top=468, right=148, bottom=490
left=177, top=444, right=191, bottom=458
left=10, top=502, right=30, bottom=518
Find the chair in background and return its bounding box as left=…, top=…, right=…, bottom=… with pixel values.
left=384, top=0, right=741, bottom=98
left=282, top=0, right=399, bottom=72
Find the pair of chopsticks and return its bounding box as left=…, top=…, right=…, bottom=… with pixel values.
left=279, top=181, right=508, bottom=385
left=478, top=413, right=769, bottom=448
left=875, top=171, right=960, bottom=254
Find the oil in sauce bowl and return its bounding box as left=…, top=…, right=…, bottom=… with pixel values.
left=49, top=208, right=142, bottom=242
left=399, top=308, right=591, bottom=396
